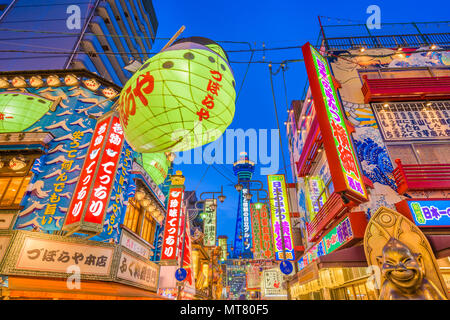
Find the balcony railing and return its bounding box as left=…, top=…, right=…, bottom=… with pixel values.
left=323, top=32, right=450, bottom=51
left=361, top=75, right=450, bottom=103
left=393, top=159, right=450, bottom=194
left=306, top=192, right=349, bottom=243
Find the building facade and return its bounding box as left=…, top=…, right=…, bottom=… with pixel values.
left=0, top=0, right=158, bottom=86
left=286, top=21, right=450, bottom=300
left=0, top=69, right=170, bottom=299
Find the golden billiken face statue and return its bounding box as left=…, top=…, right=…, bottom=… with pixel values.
left=377, top=238, right=447, bottom=300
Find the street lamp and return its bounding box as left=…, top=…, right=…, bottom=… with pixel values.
left=234, top=183, right=243, bottom=192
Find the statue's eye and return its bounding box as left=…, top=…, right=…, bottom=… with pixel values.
left=208, top=56, right=215, bottom=63
left=403, top=258, right=412, bottom=264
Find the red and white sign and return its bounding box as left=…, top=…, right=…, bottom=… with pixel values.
left=161, top=187, right=184, bottom=260
left=63, top=115, right=124, bottom=233
left=84, top=117, right=124, bottom=224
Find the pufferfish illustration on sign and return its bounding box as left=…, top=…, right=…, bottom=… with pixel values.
left=118, top=37, right=236, bottom=153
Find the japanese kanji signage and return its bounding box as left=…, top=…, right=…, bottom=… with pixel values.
left=2, top=232, right=115, bottom=279
left=297, top=212, right=367, bottom=271
left=372, top=101, right=450, bottom=141
left=302, top=43, right=367, bottom=202
left=267, top=175, right=295, bottom=261
left=262, top=268, right=286, bottom=297
left=396, top=199, right=450, bottom=227
left=115, top=248, right=159, bottom=292
left=203, top=199, right=217, bottom=247
left=242, top=188, right=252, bottom=252
left=63, top=114, right=125, bottom=236
left=250, top=203, right=274, bottom=260
left=161, top=187, right=184, bottom=260
left=120, top=229, right=152, bottom=260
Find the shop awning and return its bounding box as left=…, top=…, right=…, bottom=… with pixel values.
left=316, top=245, right=367, bottom=269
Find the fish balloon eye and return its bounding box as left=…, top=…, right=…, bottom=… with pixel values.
left=162, top=61, right=174, bottom=69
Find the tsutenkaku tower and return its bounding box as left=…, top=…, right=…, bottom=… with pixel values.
left=232, top=152, right=255, bottom=259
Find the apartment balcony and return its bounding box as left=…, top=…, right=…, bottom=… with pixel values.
left=306, top=192, right=349, bottom=243
left=393, top=159, right=450, bottom=194
left=362, top=75, right=450, bottom=103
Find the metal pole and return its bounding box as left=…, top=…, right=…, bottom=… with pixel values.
left=177, top=203, right=188, bottom=300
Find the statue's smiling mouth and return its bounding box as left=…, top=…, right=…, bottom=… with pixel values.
left=391, top=269, right=416, bottom=282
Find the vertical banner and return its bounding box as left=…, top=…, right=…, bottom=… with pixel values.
left=242, top=188, right=252, bottom=253
left=203, top=199, right=217, bottom=247
left=63, top=114, right=125, bottom=236
left=182, top=216, right=194, bottom=287
left=267, top=175, right=295, bottom=261
left=250, top=203, right=274, bottom=260
left=302, top=43, right=367, bottom=202
left=161, top=187, right=184, bottom=260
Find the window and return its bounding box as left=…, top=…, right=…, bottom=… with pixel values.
left=123, top=197, right=157, bottom=244
left=387, top=143, right=450, bottom=165
left=140, top=210, right=156, bottom=243
left=123, top=198, right=140, bottom=233
left=305, top=151, right=334, bottom=221
left=0, top=175, right=31, bottom=207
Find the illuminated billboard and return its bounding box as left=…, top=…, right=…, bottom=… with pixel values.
left=267, top=175, right=295, bottom=261
left=302, top=43, right=367, bottom=203
left=250, top=203, right=274, bottom=260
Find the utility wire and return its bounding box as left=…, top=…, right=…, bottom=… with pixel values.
left=268, top=63, right=289, bottom=181
left=211, top=165, right=235, bottom=185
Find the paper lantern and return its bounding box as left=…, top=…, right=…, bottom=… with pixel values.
left=118, top=37, right=236, bottom=153
left=0, top=92, right=53, bottom=133
left=141, top=152, right=169, bottom=185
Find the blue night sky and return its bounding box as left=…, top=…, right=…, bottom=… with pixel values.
left=152, top=0, right=449, bottom=244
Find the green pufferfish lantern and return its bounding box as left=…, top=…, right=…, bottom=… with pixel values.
left=0, top=92, right=54, bottom=133
left=141, top=152, right=169, bottom=185
left=118, top=37, right=236, bottom=153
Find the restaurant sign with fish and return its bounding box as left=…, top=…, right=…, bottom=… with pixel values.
left=0, top=71, right=131, bottom=242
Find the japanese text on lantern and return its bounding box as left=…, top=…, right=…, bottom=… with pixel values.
left=310, top=45, right=366, bottom=199
left=119, top=71, right=154, bottom=127
left=43, top=130, right=83, bottom=226
left=267, top=175, right=295, bottom=261
left=197, top=70, right=223, bottom=121
left=161, top=188, right=183, bottom=260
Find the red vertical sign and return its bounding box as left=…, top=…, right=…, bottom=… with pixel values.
left=84, top=117, right=124, bottom=224
left=63, top=114, right=124, bottom=235
left=161, top=187, right=184, bottom=260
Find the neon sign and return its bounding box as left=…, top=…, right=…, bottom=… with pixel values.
left=302, top=43, right=367, bottom=202
left=250, top=203, right=275, bottom=260
left=267, top=175, right=295, bottom=261
left=63, top=115, right=124, bottom=236
left=203, top=198, right=217, bottom=247
left=407, top=199, right=450, bottom=227
left=161, top=187, right=184, bottom=260
left=298, top=216, right=354, bottom=270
